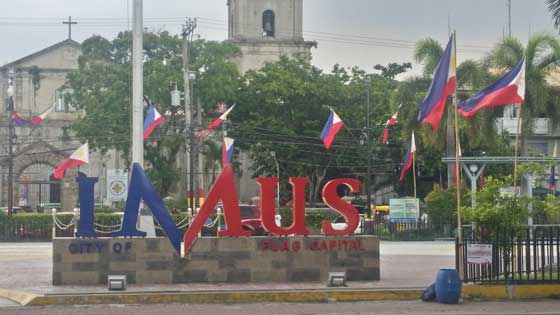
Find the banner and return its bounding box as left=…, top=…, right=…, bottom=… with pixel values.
left=106, top=169, right=128, bottom=202
left=389, top=198, right=419, bottom=222
left=467, top=244, right=492, bottom=264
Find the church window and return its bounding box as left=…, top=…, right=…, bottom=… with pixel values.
left=262, top=10, right=275, bottom=37
left=55, top=88, right=77, bottom=112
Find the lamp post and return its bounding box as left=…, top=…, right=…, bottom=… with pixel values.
left=270, top=151, right=280, bottom=208
left=7, top=68, right=15, bottom=216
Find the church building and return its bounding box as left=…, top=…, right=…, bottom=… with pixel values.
left=226, top=0, right=316, bottom=73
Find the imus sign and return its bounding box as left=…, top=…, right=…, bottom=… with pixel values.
left=76, top=163, right=362, bottom=257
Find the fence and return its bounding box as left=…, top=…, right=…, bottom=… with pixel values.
left=457, top=226, right=560, bottom=284
left=372, top=221, right=456, bottom=241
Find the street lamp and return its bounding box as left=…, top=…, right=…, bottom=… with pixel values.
left=270, top=151, right=280, bottom=208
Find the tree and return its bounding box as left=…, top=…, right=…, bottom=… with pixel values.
left=232, top=57, right=404, bottom=204
left=411, top=37, right=512, bottom=188
left=373, top=62, right=412, bottom=79
left=414, top=38, right=444, bottom=78
left=67, top=32, right=241, bottom=195
left=486, top=34, right=560, bottom=187
left=462, top=176, right=529, bottom=239
left=548, top=0, right=560, bottom=30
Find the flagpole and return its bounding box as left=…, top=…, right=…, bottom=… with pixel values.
left=413, top=155, right=417, bottom=198
left=452, top=30, right=464, bottom=277
left=513, top=111, right=522, bottom=195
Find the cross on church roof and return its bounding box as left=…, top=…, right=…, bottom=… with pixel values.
left=62, top=16, right=77, bottom=40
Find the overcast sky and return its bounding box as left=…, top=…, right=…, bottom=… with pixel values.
left=1, top=0, right=557, bottom=77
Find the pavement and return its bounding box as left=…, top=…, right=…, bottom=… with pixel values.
left=3, top=300, right=560, bottom=315
left=0, top=241, right=456, bottom=295
left=1, top=240, right=560, bottom=310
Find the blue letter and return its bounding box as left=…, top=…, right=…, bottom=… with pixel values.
left=112, top=163, right=181, bottom=254
left=75, top=176, right=98, bottom=238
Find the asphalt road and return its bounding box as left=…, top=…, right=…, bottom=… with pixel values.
left=3, top=300, right=560, bottom=315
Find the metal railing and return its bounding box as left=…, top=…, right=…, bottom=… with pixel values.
left=457, top=226, right=560, bottom=284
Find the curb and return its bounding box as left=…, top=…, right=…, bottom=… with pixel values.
left=1, top=284, right=559, bottom=306
left=0, top=288, right=38, bottom=306
left=2, top=288, right=423, bottom=306
left=463, top=284, right=560, bottom=300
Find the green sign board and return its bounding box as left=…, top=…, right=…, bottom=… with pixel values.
left=389, top=198, right=419, bottom=222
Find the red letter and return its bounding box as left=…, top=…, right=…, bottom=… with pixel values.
left=257, top=177, right=309, bottom=236
left=183, top=164, right=250, bottom=254
left=321, top=179, right=361, bottom=236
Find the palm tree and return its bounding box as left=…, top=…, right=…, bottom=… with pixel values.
left=486, top=34, right=560, bottom=190
left=414, top=38, right=444, bottom=78
left=548, top=0, right=560, bottom=30
left=413, top=38, right=490, bottom=186
left=487, top=34, right=560, bottom=148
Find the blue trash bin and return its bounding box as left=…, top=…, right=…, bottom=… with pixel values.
left=435, top=268, right=462, bottom=304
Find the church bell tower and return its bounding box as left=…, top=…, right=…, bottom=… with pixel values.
left=227, top=0, right=316, bottom=73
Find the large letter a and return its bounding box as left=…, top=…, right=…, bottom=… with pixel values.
left=112, top=163, right=182, bottom=254
left=183, top=164, right=250, bottom=255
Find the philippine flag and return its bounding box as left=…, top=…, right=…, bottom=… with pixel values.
left=320, top=109, right=344, bottom=149
left=30, top=103, right=56, bottom=125
left=382, top=106, right=400, bottom=144
left=399, top=132, right=416, bottom=181
left=458, top=58, right=525, bottom=117
left=53, top=143, right=89, bottom=179
left=143, top=101, right=165, bottom=139
left=12, top=112, right=30, bottom=126
left=197, top=104, right=236, bottom=138
left=222, top=137, right=235, bottom=165
left=417, top=35, right=456, bottom=132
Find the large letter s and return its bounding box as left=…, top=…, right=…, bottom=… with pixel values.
left=321, top=179, right=361, bottom=236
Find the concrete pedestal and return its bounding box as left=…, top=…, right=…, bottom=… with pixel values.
left=52, top=236, right=379, bottom=285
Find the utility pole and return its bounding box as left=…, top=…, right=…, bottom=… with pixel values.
left=197, top=98, right=204, bottom=200
left=6, top=70, right=15, bottom=216
left=182, top=18, right=197, bottom=208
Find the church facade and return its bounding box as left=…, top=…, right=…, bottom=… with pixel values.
left=0, top=0, right=316, bottom=211
left=0, top=39, right=122, bottom=211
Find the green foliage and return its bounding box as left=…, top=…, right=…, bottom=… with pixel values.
left=0, top=212, right=191, bottom=240
left=278, top=208, right=338, bottom=230
left=486, top=34, right=560, bottom=148
left=548, top=0, right=560, bottom=30
left=373, top=62, right=412, bottom=79
left=233, top=56, right=405, bottom=203
left=414, top=38, right=444, bottom=77
left=463, top=176, right=529, bottom=239
left=67, top=32, right=241, bottom=195
left=425, top=185, right=468, bottom=226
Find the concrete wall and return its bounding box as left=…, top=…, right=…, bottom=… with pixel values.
left=229, top=39, right=315, bottom=74
left=53, top=236, right=379, bottom=285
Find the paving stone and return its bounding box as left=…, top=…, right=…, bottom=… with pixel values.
left=227, top=269, right=251, bottom=283
left=173, top=270, right=208, bottom=283
left=289, top=268, right=321, bottom=281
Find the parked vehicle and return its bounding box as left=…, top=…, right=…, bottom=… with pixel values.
left=330, top=215, right=364, bottom=234
left=201, top=204, right=281, bottom=236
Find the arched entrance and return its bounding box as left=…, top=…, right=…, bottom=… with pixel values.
left=17, top=163, right=60, bottom=210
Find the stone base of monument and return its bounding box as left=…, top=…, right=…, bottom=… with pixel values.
left=52, top=236, right=379, bottom=285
